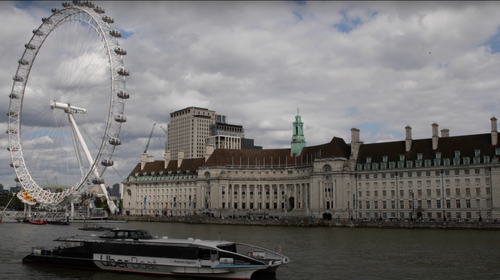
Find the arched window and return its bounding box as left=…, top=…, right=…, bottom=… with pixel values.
left=323, top=164, right=332, bottom=172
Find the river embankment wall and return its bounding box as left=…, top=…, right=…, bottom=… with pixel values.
left=109, top=215, right=500, bottom=230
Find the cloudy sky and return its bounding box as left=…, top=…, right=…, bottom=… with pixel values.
left=1, top=1, right=500, bottom=190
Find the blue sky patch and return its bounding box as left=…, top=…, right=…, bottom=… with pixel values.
left=293, top=11, right=303, bottom=21
left=293, top=1, right=307, bottom=6
left=334, top=10, right=377, bottom=33
left=482, top=29, right=500, bottom=54
left=120, top=30, right=134, bottom=39
left=15, top=1, right=33, bottom=9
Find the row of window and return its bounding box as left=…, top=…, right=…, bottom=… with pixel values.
left=358, top=155, right=496, bottom=171
left=358, top=211, right=489, bottom=220
left=357, top=198, right=492, bottom=210
left=358, top=187, right=491, bottom=198
left=358, top=168, right=488, bottom=180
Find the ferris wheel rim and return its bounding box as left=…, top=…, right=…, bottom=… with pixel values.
left=7, top=2, right=128, bottom=206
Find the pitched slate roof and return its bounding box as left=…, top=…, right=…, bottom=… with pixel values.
left=357, top=133, right=499, bottom=164
left=126, top=158, right=206, bottom=177
left=204, top=137, right=350, bottom=167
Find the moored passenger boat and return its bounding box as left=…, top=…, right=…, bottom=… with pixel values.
left=22, top=229, right=290, bottom=279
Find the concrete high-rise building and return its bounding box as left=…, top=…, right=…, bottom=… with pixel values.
left=167, top=107, right=216, bottom=160
left=166, top=107, right=257, bottom=160
left=206, top=116, right=245, bottom=150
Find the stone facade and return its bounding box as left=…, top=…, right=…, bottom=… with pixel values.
left=122, top=116, right=500, bottom=220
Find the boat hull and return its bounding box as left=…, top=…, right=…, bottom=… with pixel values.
left=23, top=252, right=272, bottom=279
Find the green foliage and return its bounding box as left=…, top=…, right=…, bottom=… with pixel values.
left=0, top=192, right=23, bottom=210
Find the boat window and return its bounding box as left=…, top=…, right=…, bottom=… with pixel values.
left=217, top=244, right=237, bottom=252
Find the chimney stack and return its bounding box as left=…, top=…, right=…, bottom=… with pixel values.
left=164, top=150, right=171, bottom=169
left=141, top=153, right=147, bottom=170
left=432, top=123, right=439, bottom=150
left=441, top=128, right=449, bottom=138
left=351, top=128, right=360, bottom=143
left=205, top=143, right=214, bottom=162
left=491, top=117, right=498, bottom=146
left=177, top=150, right=184, bottom=168
left=405, top=126, right=412, bottom=152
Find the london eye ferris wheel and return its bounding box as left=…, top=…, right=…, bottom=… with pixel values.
left=7, top=1, right=130, bottom=214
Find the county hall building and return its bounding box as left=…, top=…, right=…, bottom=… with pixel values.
left=121, top=113, right=500, bottom=221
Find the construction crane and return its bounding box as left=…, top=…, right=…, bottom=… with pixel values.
left=144, top=123, right=156, bottom=154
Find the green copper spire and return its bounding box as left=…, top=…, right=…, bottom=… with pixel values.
left=291, top=108, right=306, bottom=157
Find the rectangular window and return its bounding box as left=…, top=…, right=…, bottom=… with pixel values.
left=437, top=200, right=441, bottom=209
left=455, top=179, right=460, bottom=186
left=446, top=189, right=450, bottom=196
left=466, top=188, right=471, bottom=196
left=436, top=189, right=441, bottom=196
left=476, top=187, right=481, bottom=196
left=427, top=200, right=432, bottom=208
left=383, top=201, right=387, bottom=209
left=446, top=200, right=451, bottom=209
left=427, top=189, right=431, bottom=197
left=391, top=190, right=395, bottom=197
left=374, top=201, right=378, bottom=209
left=466, top=199, right=471, bottom=208
left=374, top=190, right=378, bottom=197
left=456, top=188, right=460, bottom=196
left=456, top=200, right=461, bottom=209
left=400, top=200, right=404, bottom=209
left=400, top=190, right=404, bottom=198
left=455, top=169, right=460, bottom=175
left=383, top=190, right=387, bottom=197
left=391, top=201, right=395, bottom=209
left=475, top=178, right=481, bottom=186
left=359, top=201, right=362, bottom=209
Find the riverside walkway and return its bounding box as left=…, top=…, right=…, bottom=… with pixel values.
left=109, top=215, right=500, bottom=230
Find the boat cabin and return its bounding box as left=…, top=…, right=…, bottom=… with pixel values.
left=100, top=229, right=153, bottom=240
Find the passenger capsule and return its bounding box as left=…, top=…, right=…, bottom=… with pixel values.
left=51, top=8, right=59, bottom=13
left=6, top=129, right=17, bottom=134
left=117, top=91, right=129, bottom=99
left=102, top=16, right=114, bottom=24
left=32, top=29, right=44, bottom=36
left=42, top=17, right=51, bottom=23
left=9, top=93, right=19, bottom=99
left=94, top=6, right=105, bottom=14
left=84, top=1, right=95, bottom=8
left=7, top=111, right=18, bottom=117
left=114, top=47, right=127, bottom=55
left=25, top=44, right=36, bottom=50
left=101, top=159, right=114, bottom=166
left=10, top=163, right=19, bottom=168
left=109, top=30, right=121, bottom=38
left=62, top=2, right=71, bottom=8
left=18, top=59, right=29, bottom=65
left=13, top=76, right=24, bottom=82
left=73, top=0, right=83, bottom=6
left=109, top=138, right=122, bottom=145
left=117, top=68, right=129, bottom=76
left=92, top=178, right=104, bottom=184
left=14, top=177, right=23, bottom=182
left=114, top=115, right=127, bottom=123
left=7, top=147, right=19, bottom=152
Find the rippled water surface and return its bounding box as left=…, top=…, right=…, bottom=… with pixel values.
left=1, top=221, right=500, bottom=280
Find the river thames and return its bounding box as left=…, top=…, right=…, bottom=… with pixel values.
left=1, top=221, right=500, bottom=280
